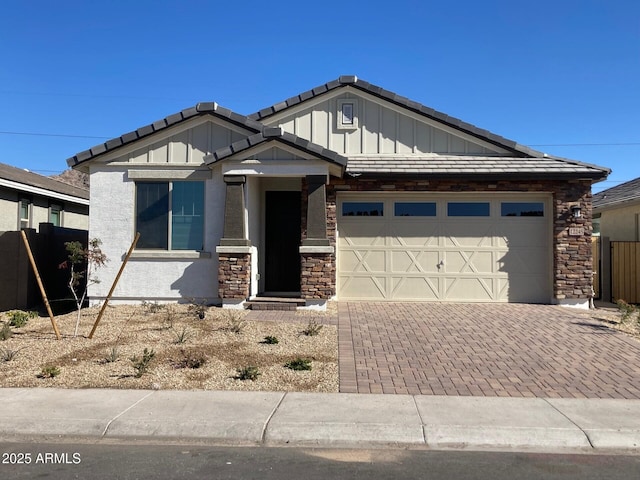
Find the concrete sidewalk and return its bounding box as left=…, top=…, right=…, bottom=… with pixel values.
left=1, top=388, right=638, bottom=453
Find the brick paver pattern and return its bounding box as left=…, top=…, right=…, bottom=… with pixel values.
left=339, top=302, right=640, bottom=399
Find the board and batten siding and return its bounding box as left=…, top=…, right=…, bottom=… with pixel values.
left=268, top=92, right=507, bottom=156
left=127, top=119, right=248, bottom=164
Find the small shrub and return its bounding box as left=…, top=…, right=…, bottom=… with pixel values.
left=616, top=299, right=636, bottom=324
left=187, top=299, right=208, bottom=320
left=172, top=349, right=207, bottom=369
left=1, top=347, right=20, bottom=362
left=39, top=365, right=61, bottom=378
left=172, top=326, right=192, bottom=344
left=236, top=365, right=260, bottom=381
left=302, top=319, right=323, bottom=336
left=142, top=300, right=164, bottom=314
left=130, top=348, right=156, bottom=378
left=7, top=310, right=37, bottom=328
left=224, top=311, right=247, bottom=334
left=262, top=335, right=279, bottom=344
left=285, top=358, right=312, bottom=371
left=0, top=324, right=12, bottom=341
left=102, top=347, right=120, bottom=363
left=160, top=306, right=176, bottom=330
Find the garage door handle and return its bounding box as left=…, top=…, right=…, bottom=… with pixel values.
left=437, top=260, right=444, bottom=269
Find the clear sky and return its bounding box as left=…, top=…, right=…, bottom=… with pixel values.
left=1, top=0, right=638, bottom=193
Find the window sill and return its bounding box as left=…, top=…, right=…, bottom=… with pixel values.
left=131, top=250, right=212, bottom=260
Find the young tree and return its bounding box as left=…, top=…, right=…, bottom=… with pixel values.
left=59, top=238, right=107, bottom=336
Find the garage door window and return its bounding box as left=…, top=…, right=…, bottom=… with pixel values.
left=394, top=202, right=436, bottom=217
left=342, top=202, right=384, bottom=216
left=501, top=202, right=544, bottom=217
left=447, top=202, right=490, bottom=217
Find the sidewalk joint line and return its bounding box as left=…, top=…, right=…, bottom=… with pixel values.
left=101, top=391, right=156, bottom=438
left=542, top=398, right=595, bottom=449
left=261, top=392, right=287, bottom=444
left=411, top=395, right=428, bottom=446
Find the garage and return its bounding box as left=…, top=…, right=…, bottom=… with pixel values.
left=337, top=193, right=552, bottom=303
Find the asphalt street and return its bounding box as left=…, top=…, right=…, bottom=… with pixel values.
left=2, top=443, right=639, bottom=480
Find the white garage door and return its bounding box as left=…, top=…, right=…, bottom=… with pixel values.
left=337, top=194, right=552, bottom=303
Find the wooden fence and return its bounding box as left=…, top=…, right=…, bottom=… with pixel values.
left=611, top=241, right=640, bottom=304
left=592, top=237, right=600, bottom=299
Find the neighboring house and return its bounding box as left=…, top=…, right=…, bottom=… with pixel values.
left=67, top=76, right=609, bottom=309
left=0, top=162, right=89, bottom=231
left=592, top=177, right=640, bottom=303
left=593, top=177, right=640, bottom=241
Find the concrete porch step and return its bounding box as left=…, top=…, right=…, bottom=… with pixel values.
left=245, top=297, right=306, bottom=311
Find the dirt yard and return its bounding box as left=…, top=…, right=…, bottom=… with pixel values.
left=0, top=303, right=338, bottom=392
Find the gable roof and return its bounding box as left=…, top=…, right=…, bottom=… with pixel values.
left=66, top=103, right=264, bottom=168
left=593, top=177, right=640, bottom=209
left=0, top=162, right=89, bottom=203
left=66, top=75, right=610, bottom=181
left=206, top=126, right=347, bottom=171
left=250, top=76, right=543, bottom=158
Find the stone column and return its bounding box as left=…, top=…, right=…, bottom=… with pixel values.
left=300, top=175, right=335, bottom=304
left=217, top=175, right=251, bottom=306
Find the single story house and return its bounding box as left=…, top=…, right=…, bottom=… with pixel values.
left=0, top=162, right=89, bottom=232
left=67, top=76, right=609, bottom=309
left=593, top=177, right=640, bottom=241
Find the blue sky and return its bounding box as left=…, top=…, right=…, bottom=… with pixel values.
left=1, top=0, right=638, bottom=193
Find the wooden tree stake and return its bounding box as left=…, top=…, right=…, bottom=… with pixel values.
left=20, top=230, right=61, bottom=340
left=89, top=232, right=140, bottom=339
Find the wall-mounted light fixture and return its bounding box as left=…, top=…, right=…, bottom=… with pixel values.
left=570, top=205, right=582, bottom=219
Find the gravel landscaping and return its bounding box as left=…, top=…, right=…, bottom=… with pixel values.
left=0, top=303, right=338, bottom=392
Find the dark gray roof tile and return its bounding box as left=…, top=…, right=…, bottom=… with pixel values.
left=137, top=124, right=154, bottom=137
left=165, top=112, right=184, bottom=125
left=0, top=162, right=89, bottom=200
left=120, top=131, right=139, bottom=143
left=91, top=144, right=107, bottom=155
left=152, top=120, right=167, bottom=130
left=196, top=102, right=216, bottom=112
left=105, top=137, right=123, bottom=150
left=593, top=177, right=640, bottom=209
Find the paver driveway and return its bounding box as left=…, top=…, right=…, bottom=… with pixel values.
left=338, top=302, right=640, bottom=398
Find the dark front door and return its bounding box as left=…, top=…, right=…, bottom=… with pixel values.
left=265, top=191, right=301, bottom=292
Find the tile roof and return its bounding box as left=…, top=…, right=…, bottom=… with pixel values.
left=206, top=127, right=347, bottom=169
left=345, top=155, right=609, bottom=178
left=250, top=75, right=544, bottom=158
left=0, top=162, right=89, bottom=200
left=65, top=75, right=610, bottom=181
left=66, top=103, right=264, bottom=167
left=593, top=177, right=640, bottom=209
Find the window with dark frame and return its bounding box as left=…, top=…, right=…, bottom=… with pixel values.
left=447, top=202, right=490, bottom=217
left=136, top=181, right=204, bottom=250
left=341, top=202, right=384, bottom=217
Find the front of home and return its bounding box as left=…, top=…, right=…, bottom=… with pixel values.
left=68, top=76, right=609, bottom=309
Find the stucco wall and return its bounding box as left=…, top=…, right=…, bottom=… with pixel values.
left=599, top=202, right=640, bottom=241
left=87, top=165, right=225, bottom=303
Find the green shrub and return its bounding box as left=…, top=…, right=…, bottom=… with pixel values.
left=7, top=310, right=37, bottom=328
left=236, top=366, right=260, bottom=381
left=102, top=347, right=119, bottom=364
left=262, top=335, right=279, bottom=344
left=285, top=358, right=312, bottom=371
left=39, top=365, right=60, bottom=378
left=130, top=348, right=156, bottom=378
left=0, top=324, right=12, bottom=341
left=302, top=319, right=323, bottom=336
left=172, top=326, right=192, bottom=344
left=616, top=299, right=637, bottom=324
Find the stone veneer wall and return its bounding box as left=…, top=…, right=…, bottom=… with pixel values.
left=300, top=178, right=336, bottom=299
left=325, top=177, right=594, bottom=303
left=218, top=253, right=251, bottom=299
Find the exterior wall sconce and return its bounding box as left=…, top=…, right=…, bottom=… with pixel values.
left=570, top=205, right=582, bottom=219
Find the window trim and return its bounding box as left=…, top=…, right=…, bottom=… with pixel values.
left=49, top=203, right=62, bottom=226
left=19, top=198, right=31, bottom=229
